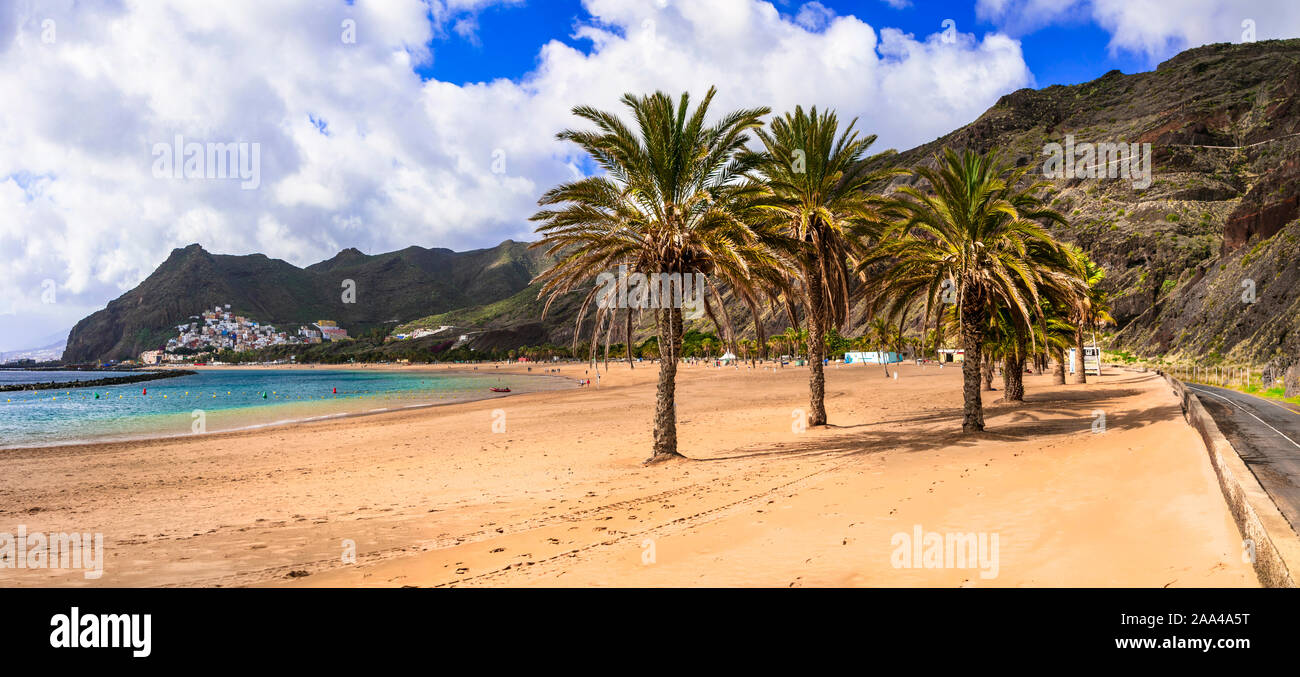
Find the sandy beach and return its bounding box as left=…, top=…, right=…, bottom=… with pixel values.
left=0, top=361, right=1255, bottom=587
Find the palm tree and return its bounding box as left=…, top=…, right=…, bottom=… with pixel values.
left=745, top=106, right=900, bottom=426
left=780, top=327, right=802, bottom=360
left=995, top=244, right=1084, bottom=403
left=1069, top=250, right=1113, bottom=384
left=530, top=87, right=772, bottom=464
left=1040, top=307, right=1077, bottom=386
left=924, top=328, right=942, bottom=362
left=867, top=317, right=895, bottom=377
left=861, top=148, right=1076, bottom=432
left=767, top=337, right=782, bottom=361
left=738, top=338, right=755, bottom=366
left=988, top=309, right=1024, bottom=401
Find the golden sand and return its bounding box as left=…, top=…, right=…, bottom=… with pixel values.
left=0, top=362, right=1255, bottom=587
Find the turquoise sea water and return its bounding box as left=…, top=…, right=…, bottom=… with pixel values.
left=0, top=369, right=567, bottom=449
left=0, top=370, right=114, bottom=386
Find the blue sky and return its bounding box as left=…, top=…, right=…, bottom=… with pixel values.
left=421, top=0, right=1154, bottom=89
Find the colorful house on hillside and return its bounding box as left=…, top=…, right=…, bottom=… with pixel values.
left=313, top=321, right=349, bottom=341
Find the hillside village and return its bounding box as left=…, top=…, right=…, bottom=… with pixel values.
left=139, top=305, right=349, bottom=364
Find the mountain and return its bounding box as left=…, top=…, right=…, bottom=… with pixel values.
left=871, top=38, right=1300, bottom=367
left=61, top=241, right=553, bottom=363
left=0, top=336, right=67, bottom=365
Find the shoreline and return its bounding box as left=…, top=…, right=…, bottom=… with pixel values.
left=0, top=367, right=577, bottom=453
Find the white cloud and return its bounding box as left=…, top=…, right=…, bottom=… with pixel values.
left=977, top=0, right=1300, bottom=59
left=795, top=2, right=836, bottom=31
left=975, top=0, right=1089, bottom=36
left=1091, top=0, right=1300, bottom=58
left=0, top=0, right=1031, bottom=351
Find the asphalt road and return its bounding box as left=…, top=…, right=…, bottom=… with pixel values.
left=1187, top=383, right=1300, bottom=533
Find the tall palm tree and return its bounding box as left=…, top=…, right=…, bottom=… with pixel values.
left=738, top=338, right=755, bottom=366
left=745, top=106, right=900, bottom=426
left=780, top=327, right=802, bottom=360
left=530, top=87, right=773, bottom=464
left=861, top=148, right=1076, bottom=432
left=867, top=317, right=895, bottom=377
left=1069, top=250, right=1112, bottom=384
left=700, top=337, right=716, bottom=359
left=1039, top=306, right=1077, bottom=386
left=987, top=308, right=1025, bottom=402
left=999, top=243, right=1085, bottom=402
left=767, top=337, right=782, bottom=360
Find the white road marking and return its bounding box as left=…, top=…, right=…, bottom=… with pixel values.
left=1232, top=389, right=1300, bottom=418
left=1188, top=385, right=1300, bottom=451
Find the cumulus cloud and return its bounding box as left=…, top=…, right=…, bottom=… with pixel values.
left=0, top=0, right=1032, bottom=351
left=977, top=0, right=1300, bottom=59
left=795, top=2, right=836, bottom=31
left=1090, top=0, right=1300, bottom=58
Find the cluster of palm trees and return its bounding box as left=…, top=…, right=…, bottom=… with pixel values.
left=530, top=87, right=1110, bottom=464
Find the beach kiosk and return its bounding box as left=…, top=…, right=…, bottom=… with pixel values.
left=1067, top=347, right=1101, bottom=376
left=845, top=351, right=903, bottom=365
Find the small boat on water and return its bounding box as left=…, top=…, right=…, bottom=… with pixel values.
left=490, top=387, right=511, bottom=393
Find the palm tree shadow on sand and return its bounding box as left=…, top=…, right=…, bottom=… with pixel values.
left=695, top=382, right=1172, bottom=462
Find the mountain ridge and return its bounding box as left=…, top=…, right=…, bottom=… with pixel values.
left=64, top=39, right=1300, bottom=367
left=61, top=240, right=553, bottom=363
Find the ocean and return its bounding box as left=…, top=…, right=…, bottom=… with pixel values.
left=0, top=368, right=569, bottom=449
left=0, top=370, right=117, bottom=386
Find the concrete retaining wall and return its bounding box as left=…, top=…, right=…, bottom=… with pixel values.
left=1163, top=373, right=1300, bottom=588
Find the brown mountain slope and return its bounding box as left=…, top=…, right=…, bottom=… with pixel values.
left=872, top=38, right=1300, bottom=366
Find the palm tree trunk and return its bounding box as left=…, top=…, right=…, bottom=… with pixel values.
left=744, top=296, right=767, bottom=362
left=648, top=307, right=684, bottom=464
left=982, top=359, right=996, bottom=391
left=1073, top=328, right=1087, bottom=384
left=806, top=270, right=828, bottom=426
left=961, top=314, right=986, bottom=432
left=1003, top=348, right=1025, bottom=403
left=625, top=309, right=634, bottom=369
left=933, top=311, right=942, bottom=362
left=1052, top=347, right=1067, bottom=385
